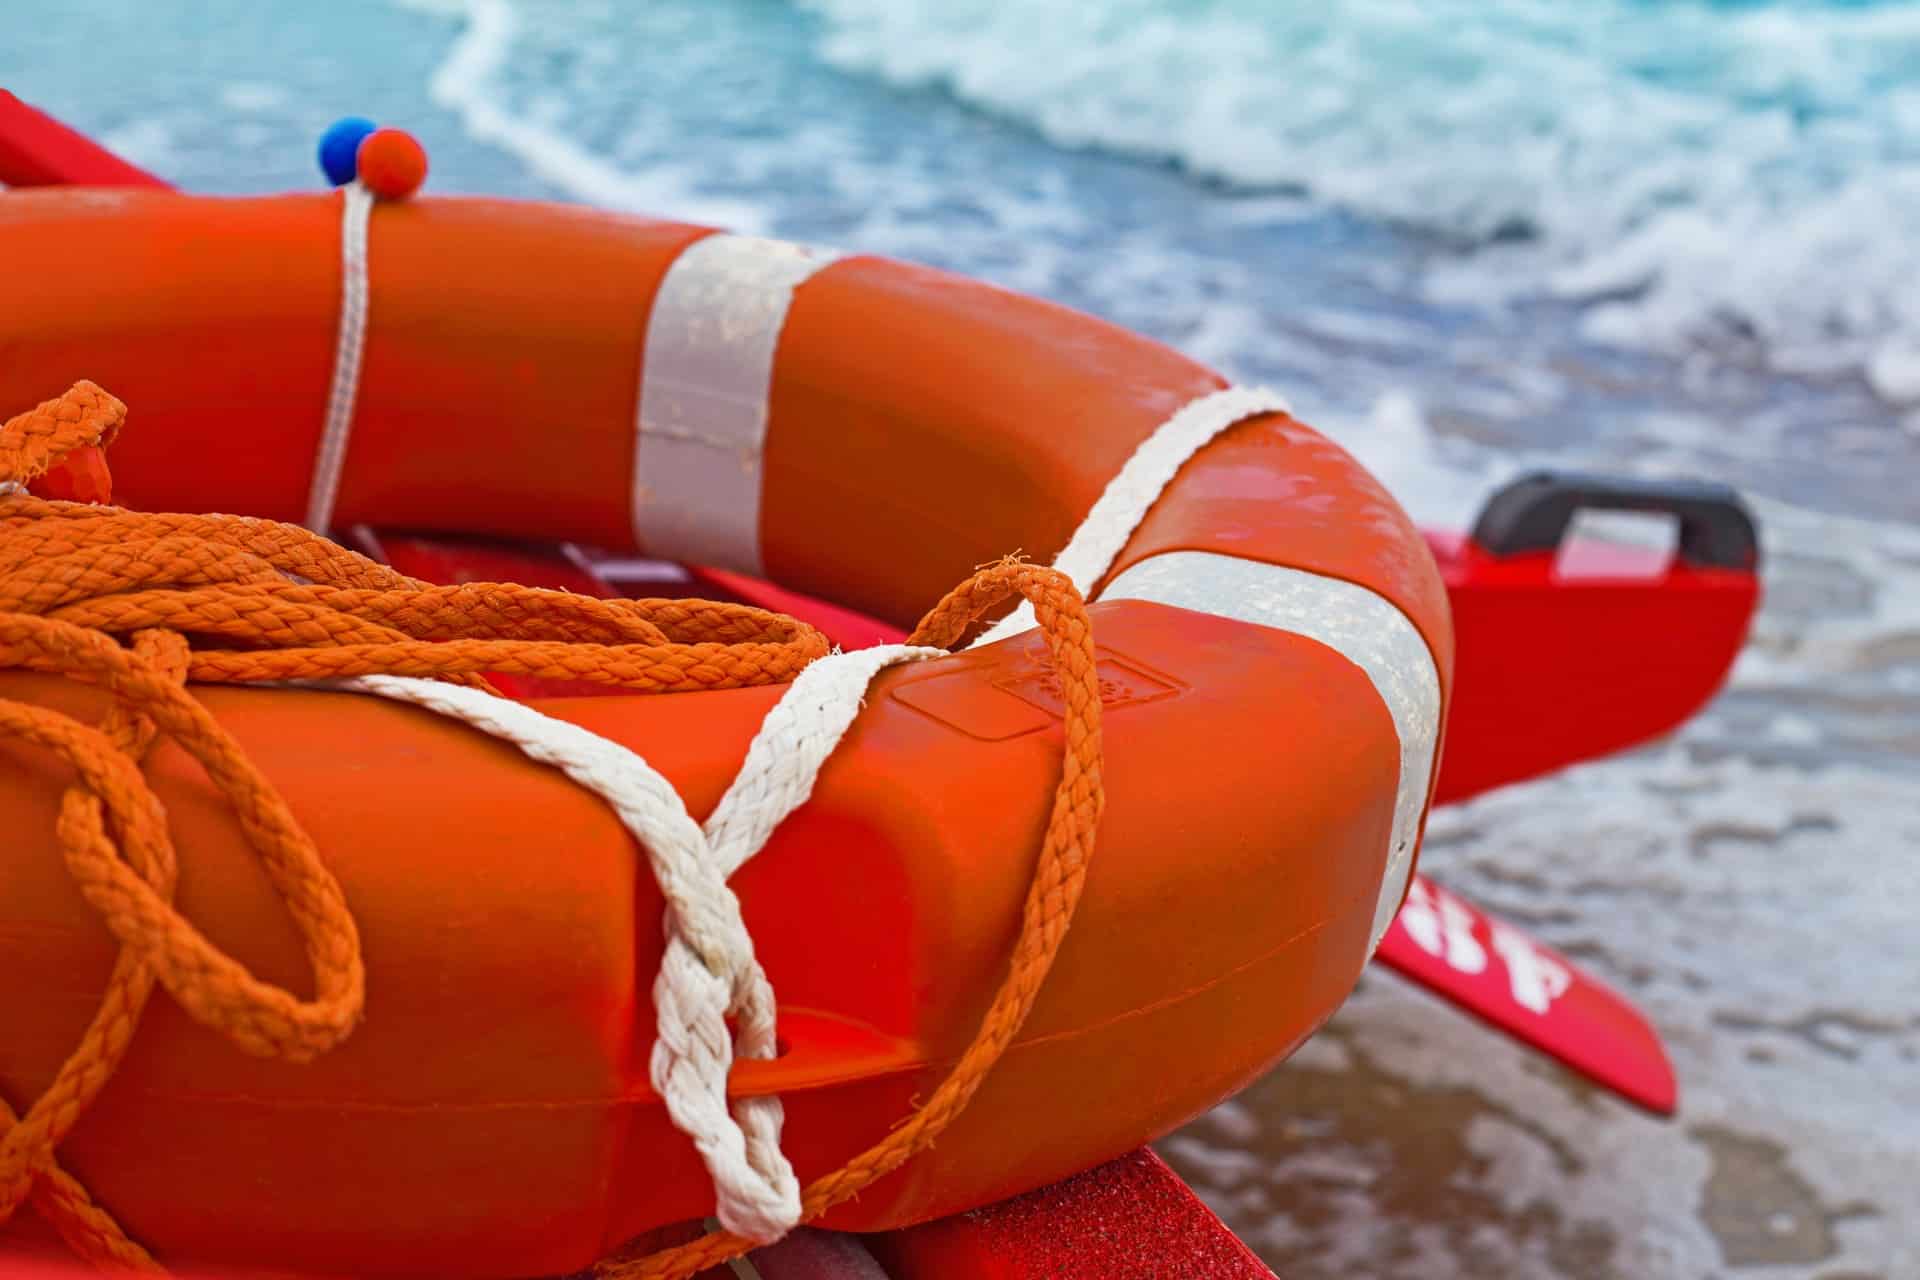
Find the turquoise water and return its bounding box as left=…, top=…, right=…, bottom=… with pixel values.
left=5, top=0, right=1919, bottom=518
left=4, top=3, right=1916, bottom=1276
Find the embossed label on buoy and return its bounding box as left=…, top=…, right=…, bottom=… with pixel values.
left=892, top=648, right=1183, bottom=742
left=995, top=650, right=1182, bottom=721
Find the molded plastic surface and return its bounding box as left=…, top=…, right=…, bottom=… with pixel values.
left=0, top=189, right=1449, bottom=1276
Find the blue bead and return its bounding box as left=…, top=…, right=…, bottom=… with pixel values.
left=317, top=117, right=378, bottom=187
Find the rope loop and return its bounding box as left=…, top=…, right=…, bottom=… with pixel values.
left=0, top=383, right=850, bottom=1269
left=0, top=385, right=1107, bottom=1279
left=602, top=557, right=1106, bottom=1279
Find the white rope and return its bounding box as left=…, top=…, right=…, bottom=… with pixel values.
left=306, top=181, right=375, bottom=534
left=970, top=384, right=1291, bottom=649
left=315, top=381, right=1285, bottom=1240
left=331, top=641, right=942, bottom=1242
left=293, top=120, right=1297, bottom=1234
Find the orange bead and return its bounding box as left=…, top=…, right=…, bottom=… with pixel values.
left=356, top=127, right=428, bottom=200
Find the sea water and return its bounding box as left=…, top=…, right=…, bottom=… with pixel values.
left=3, top=1, right=1916, bottom=1274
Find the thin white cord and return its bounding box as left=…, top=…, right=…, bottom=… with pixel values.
left=306, top=181, right=375, bottom=533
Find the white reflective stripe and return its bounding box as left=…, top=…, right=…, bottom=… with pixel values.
left=634, top=234, right=841, bottom=575
left=1101, top=551, right=1442, bottom=954
left=970, top=385, right=1291, bottom=649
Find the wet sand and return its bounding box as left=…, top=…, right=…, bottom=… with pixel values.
left=1165, top=984, right=1914, bottom=1277
left=1161, top=497, right=1920, bottom=1278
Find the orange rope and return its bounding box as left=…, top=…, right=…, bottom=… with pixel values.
left=601, top=558, right=1106, bottom=1280
left=0, top=383, right=1105, bottom=1280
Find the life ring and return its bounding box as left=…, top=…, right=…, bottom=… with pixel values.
left=0, top=189, right=1452, bottom=1278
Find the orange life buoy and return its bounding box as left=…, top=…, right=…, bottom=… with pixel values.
left=0, top=189, right=1452, bottom=1278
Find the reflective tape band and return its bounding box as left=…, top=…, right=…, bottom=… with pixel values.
left=1100, top=551, right=1443, bottom=953
left=969, top=385, right=1292, bottom=650
left=634, top=234, right=841, bottom=575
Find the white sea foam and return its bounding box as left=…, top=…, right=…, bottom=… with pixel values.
left=1176, top=385, right=1920, bottom=1275
left=218, top=83, right=288, bottom=114
left=399, top=0, right=766, bottom=230
left=1869, top=343, right=1920, bottom=404
left=803, top=0, right=1920, bottom=399
left=3, top=0, right=1911, bottom=1269
left=97, top=118, right=181, bottom=174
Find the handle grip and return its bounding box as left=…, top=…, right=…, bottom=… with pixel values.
left=1469, top=471, right=1759, bottom=571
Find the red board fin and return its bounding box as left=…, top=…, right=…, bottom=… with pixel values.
left=1374, top=874, right=1677, bottom=1114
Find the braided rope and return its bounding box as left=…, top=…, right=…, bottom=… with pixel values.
left=0, top=383, right=1107, bottom=1278
left=600, top=559, right=1105, bottom=1279
left=588, top=385, right=1297, bottom=1275
left=971, top=384, right=1290, bottom=648
left=306, top=181, right=375, bottom=533
left=334, top=641, right=944, bottom=1240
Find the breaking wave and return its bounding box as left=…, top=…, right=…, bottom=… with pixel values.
left=802, top=0, right=1920, bottom=398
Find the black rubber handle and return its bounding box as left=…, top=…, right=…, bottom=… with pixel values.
left=1468, top=471, right=1759, bottom=571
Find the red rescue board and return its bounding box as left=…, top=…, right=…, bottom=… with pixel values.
left=1429, top=472, right=1759, bottom=804
left=1374, top=874, right=1677, bottom=1114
